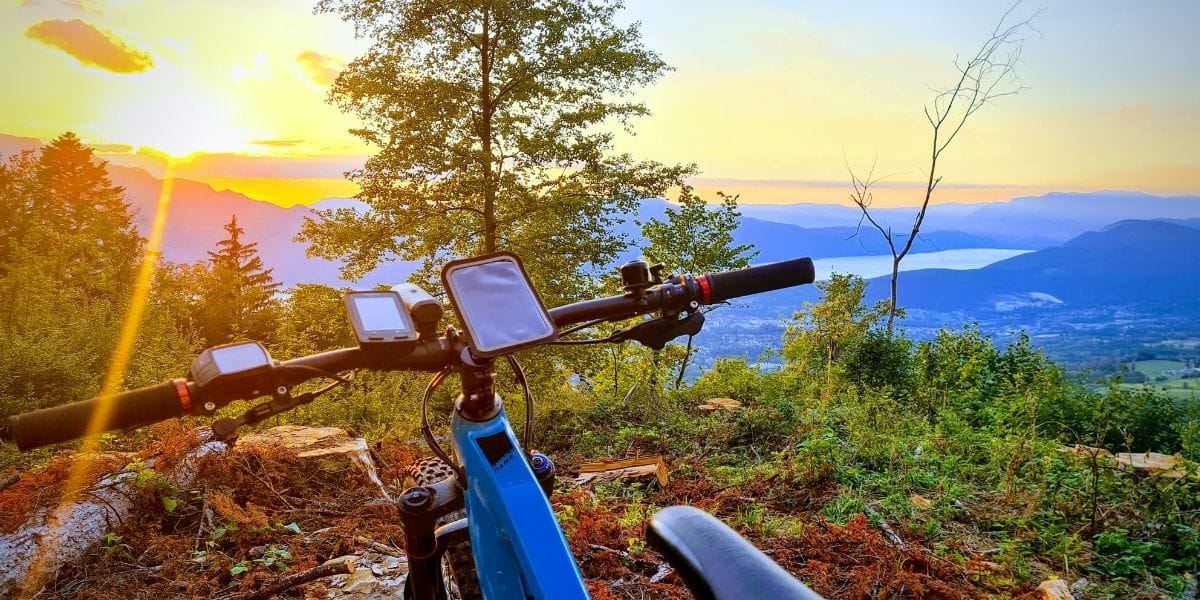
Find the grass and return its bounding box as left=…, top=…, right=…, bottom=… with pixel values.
left=1134, top=360, right=1187, bottom=378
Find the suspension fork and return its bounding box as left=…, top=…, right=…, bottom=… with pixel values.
left=398, top=476, right=469, bottom=600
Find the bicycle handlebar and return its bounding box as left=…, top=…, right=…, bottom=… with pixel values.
left=1, top=257, right=815, bottom=451
left=5, top=381, right=190, bottom=451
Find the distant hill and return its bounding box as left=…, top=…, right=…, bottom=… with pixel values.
left=103, top=165, right=418, bottom=289
left=865, top=220, right=1200, bottom=312
left=614, top=198, right=1023, bottom=264
left=739, top=192, right=1200, bottom=248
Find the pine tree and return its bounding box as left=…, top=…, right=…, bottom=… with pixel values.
left=0, top=133, right=172, bottom=413
left=197, top=215, right=282, bottom=345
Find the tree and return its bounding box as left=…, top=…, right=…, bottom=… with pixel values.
left=849, top=5, right=1039, bottom=331
left=0, top=133, right=190, bottom=414
left=302, top=0, right=693, bottom=305
left=272, top=284, right=357, bottom=358
left=196, top=215, right=281, bottom=345
left=783, top=273, right=889, bottom=393
left=641, top=186, right=757, bottom=387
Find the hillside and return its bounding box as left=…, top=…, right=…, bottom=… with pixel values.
left=865, top=219, right=1200, bottom=312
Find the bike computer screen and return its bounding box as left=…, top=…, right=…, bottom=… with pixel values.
left=442, top=252, right=558, bottom=358
left=345, top=291, right=419, bottom=346
left=190, top=341, right=274, bottom=396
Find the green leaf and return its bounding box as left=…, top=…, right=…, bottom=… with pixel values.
left=230, top=561, right=249, bottom=576
left=161, top=495, right=178, bottom=513
left=281, top=522, right=301, bottom=534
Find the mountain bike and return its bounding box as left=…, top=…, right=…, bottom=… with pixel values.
left=2, top=252, right=824, bottom=600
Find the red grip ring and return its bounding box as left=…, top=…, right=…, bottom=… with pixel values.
left=173, top=379, right=192, bottom=415
left=697, top=275, right=712, bottom=305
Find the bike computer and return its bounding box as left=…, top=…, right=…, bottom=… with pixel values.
left=345, top=291, right=419, bottom=346
left=441, top=252, right=558, bottom=358
left=190, top=341, right=274, bottom=397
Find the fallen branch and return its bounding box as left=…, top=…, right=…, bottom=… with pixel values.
left=589, top=543, right=630, bottom=557
left=649, top=563, right=672, bottom=583
left=354, top=535, right=403, bottom=557
left=234, top=558, right=355, bottom=600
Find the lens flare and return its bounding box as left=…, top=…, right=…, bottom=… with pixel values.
left=20, top=164, right=177, bottom=599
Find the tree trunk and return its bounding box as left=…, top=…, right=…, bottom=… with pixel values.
left=674, top=335, right=694, bottom=389
left=887, top=256, right=900, bottom=331
left=480, top=8, right=497, bottom=253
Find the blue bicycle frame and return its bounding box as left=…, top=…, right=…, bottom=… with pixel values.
left=449, top=404, right=590, bottom=598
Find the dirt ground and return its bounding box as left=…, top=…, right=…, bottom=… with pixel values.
left=0, top=425, right=1023, bottom=599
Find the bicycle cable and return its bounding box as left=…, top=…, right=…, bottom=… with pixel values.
left=505, top=354, right=535, bottom=449
left=420, top=366, right=465, bottom=486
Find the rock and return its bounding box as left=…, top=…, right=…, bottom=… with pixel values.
left=236, top=426, right=393, bottom=500
left=0, top=434, right=227, bottom=598
left=324, top=550, right=408, bottom=600
left=1037, top=578, right=1073, bottom=600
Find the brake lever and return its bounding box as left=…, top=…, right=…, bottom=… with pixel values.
left=612, top=310, right=705, bottom=350
left=212, top=387, right=317, bottom=440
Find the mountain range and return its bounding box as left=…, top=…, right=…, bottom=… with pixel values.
left=740, top=192, right=1200, bottom=247
left=4, top=133, right=1200, bottom=313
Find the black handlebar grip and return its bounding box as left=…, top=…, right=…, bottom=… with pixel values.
left=5, top=381, right=185, bottom=451
left=703, top=257, right=816, bottom=304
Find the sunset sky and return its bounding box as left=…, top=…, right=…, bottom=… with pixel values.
left=1, top=0, right=1197, bottom=207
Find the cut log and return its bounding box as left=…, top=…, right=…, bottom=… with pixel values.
left=0, top=434, right=227, bottom=598
left=236, top=425, right=393, bottom=500
left=0, top=425, right=387, bottom=599
left=574, top=456, right=668, bottom=487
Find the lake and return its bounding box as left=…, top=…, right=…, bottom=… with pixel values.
left=811, top=248, right=1031, bottom=280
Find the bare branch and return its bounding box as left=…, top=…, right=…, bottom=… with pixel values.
left=848, top=1, right=1038, bottom=331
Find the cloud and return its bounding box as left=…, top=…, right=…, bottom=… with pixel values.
left=295, top=50, right=345, bottom=87
left=90, top=143, right=133, bottom=153
left=19, top=0, right=96, bottom=12
left=247, top=139, right=304, bottom=147
left=25, top=19, right=153, bottom=73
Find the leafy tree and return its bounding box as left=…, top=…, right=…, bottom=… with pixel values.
left=272, top=284, right=356, bottom=358
left=302, top=0, right=693, bottom=305
left=783, top=274, right=889, bottom=393
left=641, top=186, right=757, bottom=387
left=841, top=329, right=913, bottom=396
left=195, top=215, right=281, bottom=345
left=641, top=187, right=757, bottom=276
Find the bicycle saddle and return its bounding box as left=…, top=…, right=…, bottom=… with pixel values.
left=646, top=506, right=823, bottom=600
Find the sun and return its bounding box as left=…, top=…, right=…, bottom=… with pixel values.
left=95, top=78, right=254, bottom=158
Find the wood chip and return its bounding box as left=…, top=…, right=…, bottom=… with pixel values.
left=575, top=456, right=668, bottom=487
left=698, top=398, right=742, bottom=411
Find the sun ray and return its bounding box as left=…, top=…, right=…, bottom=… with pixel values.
left=20, top=163, right=178, bottom=599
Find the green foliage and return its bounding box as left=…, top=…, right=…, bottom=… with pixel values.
left=0, top=133, right=194, bottom=419
left=100, top=532, right=132, bottom=560
left=783, top=273, right=889, bottom=391
left=640, top=186, right=757, bottom=387
left=841, top=329, right=913, bottom=396
left=271, top=284, right=356, bottom=359
left=640, top=186, right=756, bottom=277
